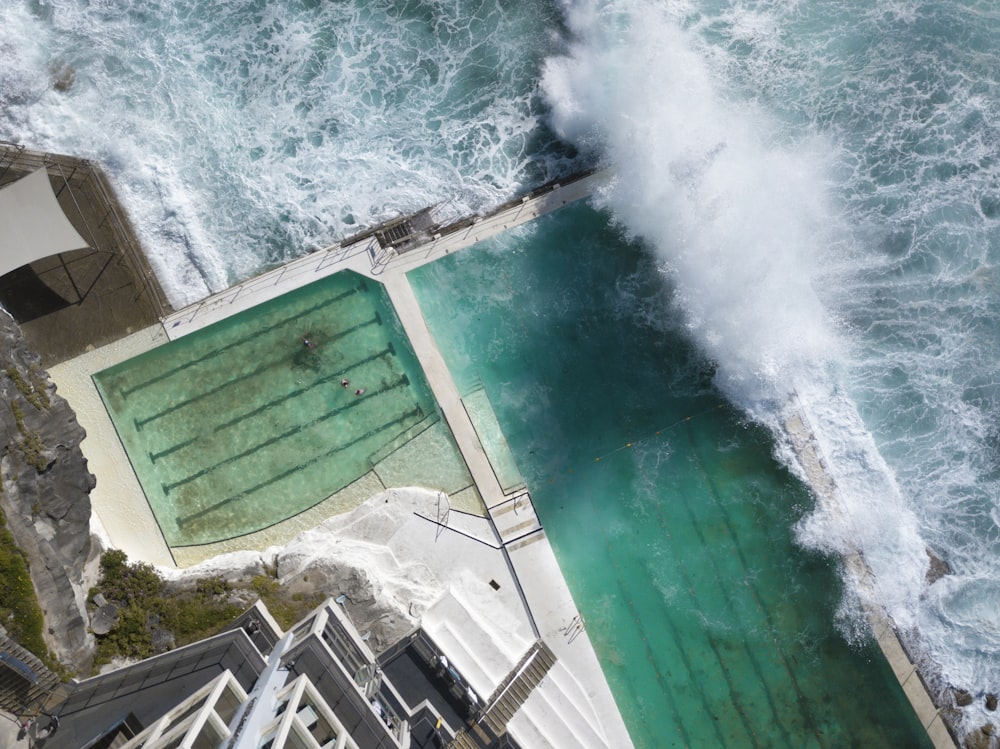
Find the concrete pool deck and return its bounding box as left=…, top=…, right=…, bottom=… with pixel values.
left=47, top=171, right=636, bottom=747
left=49, top=171, right=604, bottom=567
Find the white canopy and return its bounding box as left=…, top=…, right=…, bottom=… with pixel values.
left=0, top=167, right=90, bottom=279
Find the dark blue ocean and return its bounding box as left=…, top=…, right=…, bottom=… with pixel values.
left=3, top=0, right=999, bottom=745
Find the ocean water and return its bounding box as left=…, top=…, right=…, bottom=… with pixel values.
left=3, top=0, right=999, bottom=744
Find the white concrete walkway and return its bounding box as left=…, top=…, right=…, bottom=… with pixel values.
left=382, top=274, right=506, bottom=509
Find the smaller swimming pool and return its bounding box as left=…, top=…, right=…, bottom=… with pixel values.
left=94, top=271, right=470, bottom=547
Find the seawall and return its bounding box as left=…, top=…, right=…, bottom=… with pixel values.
left=783, top=408, right=959, bottom=749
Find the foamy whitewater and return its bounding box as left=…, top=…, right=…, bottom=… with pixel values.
left=0, top=0, right=572, bottom=305
left=542, top=0, right=935, bottom=625
left=543, top=0, right=1000, bottom=732
left=3, top=0, right=1000, bottom=738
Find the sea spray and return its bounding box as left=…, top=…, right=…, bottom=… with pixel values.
left=542, top=0, right=933, bottom=664
left=544, top=0, right=839, bottom=408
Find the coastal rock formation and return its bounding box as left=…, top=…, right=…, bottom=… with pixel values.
left=160, top=489, right=453, bottom=653
left=957, top=690, right=976, bottom=707
left=0, top=311, right=97, bottom=668
left=50, top=63, right=75, bottom=92
left=926, top=547, right=951, bottom=586
left=964, top=723, right=998, bottom=749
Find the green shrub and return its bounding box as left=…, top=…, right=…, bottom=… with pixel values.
left=250, top=574, right=323, bottom=629
left=195, top=576, right=232, bottom=597
left=92, top=556, right=249, bottom=667
left=5, top=366, right=49, bottom=411
left=95, top=604, right=154, bottom=663
left=89, top=553, right=325, bottom=669
left=9, top=401, right=49, bottom=472
left=155, top=576, right=241, bottom=644
left=0, top=509, right=50, bottom=661
left=98, top=550, right=163, bottom=606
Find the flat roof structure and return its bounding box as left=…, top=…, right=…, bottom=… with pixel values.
left=0, top=143, right=170, bottom=367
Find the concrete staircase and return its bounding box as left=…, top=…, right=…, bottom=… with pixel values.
left=481, top=640, right=557, bottom=734
left=447, top=640, right=556, bottom=749
left=487, top=492, right=542, bottom=547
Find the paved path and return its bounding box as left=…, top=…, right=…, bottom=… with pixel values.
left=382, top=274, right=506, bottom=510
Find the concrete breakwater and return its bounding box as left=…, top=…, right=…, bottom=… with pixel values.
left=783, top=408, right=959, bottom=749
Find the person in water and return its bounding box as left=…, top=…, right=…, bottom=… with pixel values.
left=302, top=335, right=316, bottom=349
left=341, top=378, right=350, bottom=388
left=354, top=388, right=365, bottom=396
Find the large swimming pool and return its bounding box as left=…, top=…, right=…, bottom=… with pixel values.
left=94, top=271, right=473, bottom=547
left=408, top=203, right=934, bottom=749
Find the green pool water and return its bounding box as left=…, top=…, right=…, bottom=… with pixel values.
left=408, top=203, right=933, bottom=749
left=94, top=271, right=458, bottom=547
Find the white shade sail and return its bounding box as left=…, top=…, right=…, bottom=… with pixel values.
left=0, top=167, right=90, bottom=279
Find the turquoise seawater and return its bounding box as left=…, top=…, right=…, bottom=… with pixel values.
left=5, top=0, right=1000, bottom=743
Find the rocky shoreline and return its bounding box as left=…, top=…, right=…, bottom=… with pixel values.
left=0, top=310, right=100, bottom=671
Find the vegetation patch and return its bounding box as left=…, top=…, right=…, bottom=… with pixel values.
left=250, top=574, right=325, bottom=630
left=90, top=551, right=324, bottom=669
left=9, top=401, right=49, bottom=473
left=5, top=365, right=50, bottom=412
left=0, top=507, right=51, bottom=663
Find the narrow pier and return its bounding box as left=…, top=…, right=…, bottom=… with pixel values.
left=783, top=409, right=958, bottom=749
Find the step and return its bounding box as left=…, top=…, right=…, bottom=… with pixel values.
left=478, top=641, right=557, bottom=736
left=509, top=666, right=611, bottom=749
left=446, top=729, right=479, bottom=749
left=488, top=496, right=542, bottom=542
left=421, top=590, right=531, bottom=691
left=424, top=621, right=500, bottom=698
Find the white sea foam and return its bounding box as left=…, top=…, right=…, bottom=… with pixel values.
left=0, top=0, right=566, bottom=306
left=544, top=0, right=840, bottom=408
left=542, top=0, right=934, bottom=660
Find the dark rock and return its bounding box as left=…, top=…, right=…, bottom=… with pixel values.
left=89, top=604, right=119, bottom=636
left=50, top=63, right=75, bottom=92
left=0, top=311, right=97, bottom=669
left=956, top=689, right=975, bottom=707
left=964, top=724, right=997, bottom=749
left=926, top=547, right=950, bottom=585
left=151, top=626, right=176, bottom=653
left=988, top=694, right=998, bottom=711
